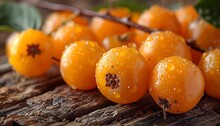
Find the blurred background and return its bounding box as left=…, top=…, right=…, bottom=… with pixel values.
left=0, top=0, right=197, bottom=48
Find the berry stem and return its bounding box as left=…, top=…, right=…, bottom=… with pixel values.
left=162, top=105, right=167, bottom=120
left=20, top=0, right=205, bottom=52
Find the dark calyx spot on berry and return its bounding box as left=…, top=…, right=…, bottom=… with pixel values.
left=105, top=73, right=119, bottom=89
left=27, top=44, right=41, bottom=58
left=159, top=98, right=171, bottom=110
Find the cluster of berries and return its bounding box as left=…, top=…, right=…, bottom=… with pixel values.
left=6, top=5, right=220, bottom=115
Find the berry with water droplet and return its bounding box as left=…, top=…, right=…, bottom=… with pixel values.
left=60, top=40, right=105, bottom=90
left=96, top=46, right=149, bottom=104
left=149, top=56, right=205, bottom=114
left=198, top=49, right=220, bottom=99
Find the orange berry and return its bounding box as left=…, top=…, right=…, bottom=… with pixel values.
left=134, top=30, right=149, bottom=47
left=42, top=11, right=88, bottom=34
left=60, top=40, right=105, bottom=90
left=96, top=46, right=149, bottom=104
left=138, top=5, right=181, bottom=35
left=101, top=33, right=137, bottom=50
left=9, top=29, right=53, bottom=77
left=175, top=5, right=199, bottom=39
left=188, top=19, right=220, bottom=49
left=131, top=12, right=140, bottom=23
left=52, top=21, right=98, bottom=63
left=139, top=31, right=191, bottom=71
left=149, top=56, right=205, bottom=114
left=90, top=8, right=130, bottom=42
left=198, top=49, right=220, bottom=99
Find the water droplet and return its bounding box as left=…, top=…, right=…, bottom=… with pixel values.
left=116, top=52, right=119, bottom=56
left=89, top=42, right=95, bottom=47
left=128, top=85, right=137, bottom=93
left=159, top=36, right=164, bottom=40
left=155, top=35, right=159, bottom=39
left=119, top=52, right=125, bottom=57
left=166, top=63, right=175, bottom=71
left=69, top=60, right=73, bottom=65
left=65, top=45, right=69, bottom=49
left=113, top=91, right=120, bottom=98
left=73, top=43, right=77, bottom=46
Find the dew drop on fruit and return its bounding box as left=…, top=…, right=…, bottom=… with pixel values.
left=166, top=63, right=175, bottom=71
left=89, top=42, right=95, bottom=47
left=128, top=85, right=138, bottom=93
left=119, top=52, right=125, bottom=57
left=113, top=91, right=121, bottom=98
left=69, top=60, right=73, bottom=65
left=159, top=36, right=164, bottom=40
left=149, top=88, right=152, bottom=92
left=116, top=52, right=119, bottom=56
left=146, top=37, right=153, bottom=41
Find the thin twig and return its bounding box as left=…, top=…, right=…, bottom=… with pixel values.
left=51, top=57, right=60, bottom=62
left=186, top=39, right=205, bottom=52
left=21, top=0, right=205, bottom=52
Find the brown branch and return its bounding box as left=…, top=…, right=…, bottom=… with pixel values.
left=186, top=39, right=205, bottom=53
left=21, top=0, right=205, bottom=52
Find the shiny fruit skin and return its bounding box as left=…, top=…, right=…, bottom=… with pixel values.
left=102, top=36, right=125, bottom=50
left=90, top=8, right=130, bottom=42
left=52, top=21, right=98, bottom=62
left=6, top=32, right=20, bottom=57
left=138, top=5, right=181, bottom=35
left=198, top=49, right=220, bottom=99
left=60, top=40, right=105, bottom=90
left=42, top=11, right=88, bottom=34
left=9, top=29, right=53, bottom=77
left=175, top=5, right=198, bottom=39
left=139, top=31, right=191, bottom=71
left=149, top=56, right=205, bottom=114
left=188, top=19, right=220, bottom=49
left=96, top=46, right=149, bottom=104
